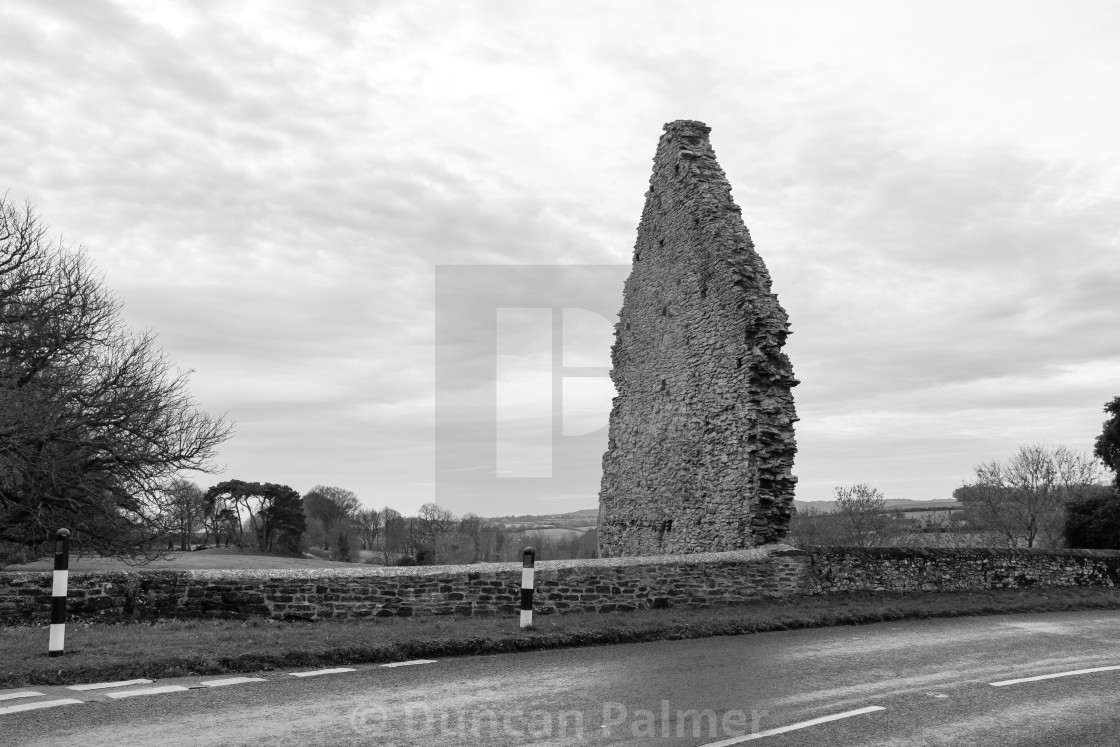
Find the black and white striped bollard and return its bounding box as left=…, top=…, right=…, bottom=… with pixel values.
left=520, top=547, right=535, bottom=629
left=49, top=528, right=70, bottom=657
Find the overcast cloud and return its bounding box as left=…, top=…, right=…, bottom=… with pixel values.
left=3, top=0, right=1118, bottom=515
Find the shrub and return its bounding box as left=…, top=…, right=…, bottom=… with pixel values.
left=1064, top=491, right=1120, bottom=549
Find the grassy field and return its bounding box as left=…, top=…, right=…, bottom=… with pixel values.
left=3, top=546, right=360, bottom=572
left=3, top=586, right=1119, bottom=689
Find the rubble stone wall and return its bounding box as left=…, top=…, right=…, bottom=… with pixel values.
left=598, top=119, right=799, bottom=556
left=0, top=548, right=804, bottom=623
left=4, top=546, right=1115, bottom=625
left=806, top=546, right=1120, bottom=593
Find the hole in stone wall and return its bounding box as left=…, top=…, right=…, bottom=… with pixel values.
left=635, top=251, right=641, bottom=260
left=659, top=378, right=667, bottom=392
left=736, top=357, right=742, bottom=369
left=658, top=238, right=665, bottom=247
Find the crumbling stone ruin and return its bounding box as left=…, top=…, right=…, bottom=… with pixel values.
left=597, top=120, right=799, bottom=557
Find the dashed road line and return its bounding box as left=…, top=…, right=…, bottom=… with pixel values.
left=105, top=685, right=190, bottom=699
left=699, top=706, right=887, bottom=746
left=0, top=699, right=83, bottom=715
left=289, top=668, right=357, bottom=678
left=990, top=664, right=1120, bottom=687
left=200, top=677, right=267, bottom=687
left=0, top=692, right=43, bottom=702
left=381, top=660, right=437, bottom=668
left=67, top=679, right=154, bottom=691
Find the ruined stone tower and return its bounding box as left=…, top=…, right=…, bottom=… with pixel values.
left=597, top=120, right=799, bottom=557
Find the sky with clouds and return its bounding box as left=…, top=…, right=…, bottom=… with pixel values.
left=3, top=0, right=1118, bottom=518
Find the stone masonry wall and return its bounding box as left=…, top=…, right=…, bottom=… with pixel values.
left=806, top=546, right=1120, bottom=593
left=598, top=119, right=799, bottom=557
left=0, top=547, right=806, bottom=625
left=4, top=546, right=1116, bottom=625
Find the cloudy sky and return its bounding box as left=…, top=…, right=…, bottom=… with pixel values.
left=3, top=0, right=1118, bottom=518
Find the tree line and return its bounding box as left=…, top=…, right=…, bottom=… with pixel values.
left=155, top=480, right=597, bottom=566
left=292, top=486, right=597, bottom=565
left=787, top=401, right=1120, bottom=550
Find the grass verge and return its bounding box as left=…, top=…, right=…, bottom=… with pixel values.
left=4, top=586, right=1119, bottom=689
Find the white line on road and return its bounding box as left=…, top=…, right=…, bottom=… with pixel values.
left=0, top=692, right=43, bottom=702
left=288, top=668, right=357, bottom=678
left=700, top=706, right=888, bottom=746
left=0, top=699, right=83, bottom=715
left=990, top=665, right=1120, bottom=687
left=67, top=679, right=154, bottom=691
left=105, top=685, right=190, bottom=699
left=381, top=660, right=437, bottom=668
left=200, top=677, right=267, bottom=687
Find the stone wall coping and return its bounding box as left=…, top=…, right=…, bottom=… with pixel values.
left=0, top=545, right=793, bottom=584
left=807, top=546, right=1120, bottom=559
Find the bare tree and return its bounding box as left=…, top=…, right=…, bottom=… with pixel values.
left=353, top=507, right=381, bottom=551
left=1, top=197, right=231, bottom=559
left=416, top=501, right=457, bottom=553
left=832, top=484, right=901, bottom=547
left=165, top=478, right=205, bottom=550
left=457, top=513, right=482, bottom=563
left=958, top=444, right=1107, bottom=548
left=380, top=506, right=404, bottom=563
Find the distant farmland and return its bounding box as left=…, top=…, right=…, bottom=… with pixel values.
left=522, top=527, right=589, bottom=540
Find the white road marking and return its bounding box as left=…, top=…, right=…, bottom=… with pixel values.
left=67, top=679, right=154, bottom=691
left=381, top=660, right=437, bottom=668
left=699, top=706, right=887, bottom=745
left=990, top=664, right=1120, bottom=687
left=200, top=677, right=266, bottom=687
left=0, top=692, right=43, bottom=702
left=0, top=699, right=83, bottom=715
left=105, top=685, right=190, bottom=699
left=288, top=668, right=357, bottom=678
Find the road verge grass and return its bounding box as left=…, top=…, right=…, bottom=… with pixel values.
left=4, top=586, right=1118, bottom=688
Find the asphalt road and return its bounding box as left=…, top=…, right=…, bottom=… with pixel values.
left=4, top=608, right=1120, bottom=746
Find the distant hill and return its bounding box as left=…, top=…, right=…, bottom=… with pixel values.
left=794, top=499, right=959, bottom=514
left=483, top=508, right=598, bottom=531
left=482, top=499, right=961, bottom=530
